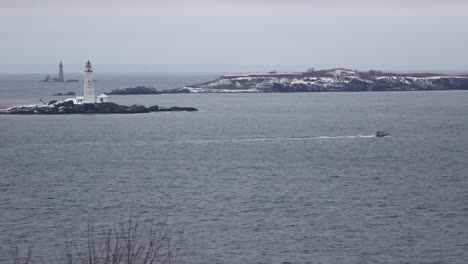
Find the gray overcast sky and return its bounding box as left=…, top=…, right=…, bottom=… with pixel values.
left=1, top=0, right=468, bottom=72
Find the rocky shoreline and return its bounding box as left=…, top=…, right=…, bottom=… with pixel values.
left=0, top=101, right=198, bottom=115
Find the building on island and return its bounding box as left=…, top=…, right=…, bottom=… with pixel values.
left=75, top=96, right=84, bottom=104
left=65, top=61, right=110, bottom=105
left=97, top=94, right=110, bottom=103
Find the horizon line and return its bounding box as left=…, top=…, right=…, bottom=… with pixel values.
left=0, top=64, right=467, bottom=75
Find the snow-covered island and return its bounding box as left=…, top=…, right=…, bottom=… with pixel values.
left=168, top=68, right=468, bottom=93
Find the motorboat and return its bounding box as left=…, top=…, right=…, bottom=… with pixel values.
left=376, top=131, right=390, bottom=137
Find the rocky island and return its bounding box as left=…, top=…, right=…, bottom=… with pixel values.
left=54, top=92, right=76, bottom=96
left=105, top=86, right=190, bottom=95
left=0, top=101, right=198, bottom=115
left=166, top=68, right=468, bottom=93
left=41, top=62, right=78, bottom=83
left=106, top=86, right=162, bottom=95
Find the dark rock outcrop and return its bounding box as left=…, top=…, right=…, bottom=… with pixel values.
left=41, top=76, right=79, bottom=83
left=148, top=105, right=159, bottom=111
left=106, top=86, right=161, bottom=95
left=155, top=106, right=198, bottom=112
left=54, top=92, right=76, bottom=96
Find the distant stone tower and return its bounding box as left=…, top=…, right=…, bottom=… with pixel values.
left=83, top=61, right=95, bottom=104
left=58, top=61, right=64, bottom=82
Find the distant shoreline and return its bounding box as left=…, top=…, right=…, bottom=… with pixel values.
left=168, top=68, right=468, bottom=93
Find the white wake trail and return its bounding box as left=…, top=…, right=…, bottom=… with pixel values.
left=173, top=135, right=377, bottom=144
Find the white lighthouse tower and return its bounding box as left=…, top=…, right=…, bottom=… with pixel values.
left=83, top=61, right=95, bottom=104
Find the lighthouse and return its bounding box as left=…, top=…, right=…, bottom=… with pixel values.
left=83, top=61, right=95, bottom=104
left=58, top=62, right=64, bottom=82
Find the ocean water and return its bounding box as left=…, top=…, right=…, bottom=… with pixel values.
left=0, top=74, right=468, bottom=264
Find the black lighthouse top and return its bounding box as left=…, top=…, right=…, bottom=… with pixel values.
left=85, top=60, right=93, bottom=72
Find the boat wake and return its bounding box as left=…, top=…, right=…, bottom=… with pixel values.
left=171, top=135, right=377, bottom=144
left=242, top=135, right=376, bottom=141
left=316, top=135, right=375, bottom=139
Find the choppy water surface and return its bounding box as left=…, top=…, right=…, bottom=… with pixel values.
left=0, top=74, right=468, bottom=264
